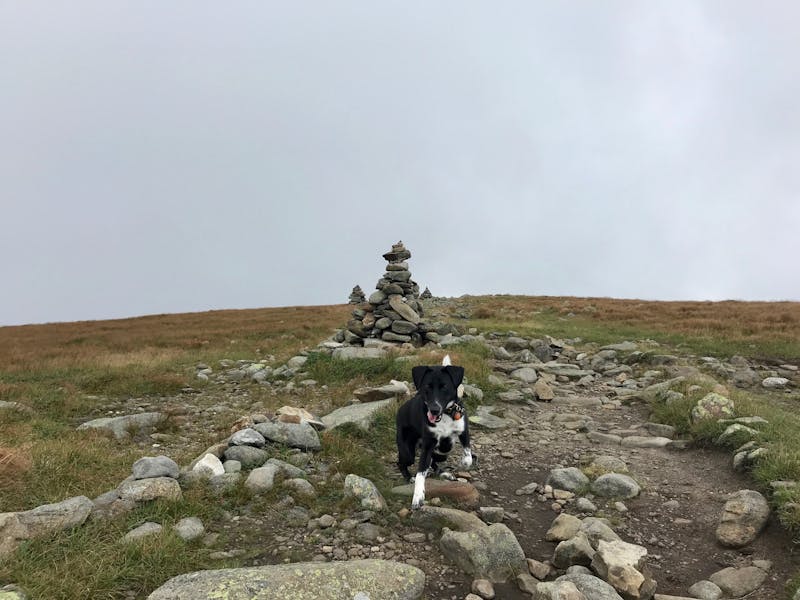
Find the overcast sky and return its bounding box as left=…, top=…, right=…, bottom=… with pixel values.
left=1, top=2, right=799, bottom=326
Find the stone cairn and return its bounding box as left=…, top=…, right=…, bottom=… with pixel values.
left=348, top=285, right=366, bottom=304
left=340, top=241, right=437, bottom=346
left=420, top=287, right=432, bottom=299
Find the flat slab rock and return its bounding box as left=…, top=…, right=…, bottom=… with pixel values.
left=146, top=559, right=425, bottom=600
left=77, top=412, right=165, bottom=440
left=321, top=399, right=394, bottom=430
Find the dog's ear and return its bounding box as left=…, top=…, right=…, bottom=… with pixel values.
left=444, top=365, right=465, bottom=389
left=412, top=366, right=430, bottom=391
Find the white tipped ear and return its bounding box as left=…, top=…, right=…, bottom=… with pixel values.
left=457, top=384, right=465, bottom=399
left=442, top=354, right=452, bottom=366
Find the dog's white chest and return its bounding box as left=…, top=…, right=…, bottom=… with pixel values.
left=428, top=414, right=465, bottom=439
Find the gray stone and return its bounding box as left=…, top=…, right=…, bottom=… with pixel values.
left=173, top=517, right=205, bottom=541
left=369, top=290, right=387, bottom=304
left=16, top=496, right=93, bottom=539
left=511, top=367, right=539, bottom=384
left=207, top=473, right=241, bottom=495
left=534, top=580, right=587, bottom=600
left=229, top=428, right=267, bottom=448
left=546, top=513, right=582, bottom=541
left=118, top=477, right=182, bottom=503
left=287, top=355, right=308, bottom=369
left=382, top=331, right=412, bottom=343
left=621, top=436, right=672, bottom=449
left=553, top=532, right=596, bottom=568
left=265, top=458, right=307, bottom=478
left=762, top=376, right=789, bottom=389
left=252, top=421, right=321, bottom=451
left=77, top=412, right=165, bottom=440
left=388, top=295, right=421, bottom=325
left=411, top=506, right=487, bottom=533
left=245, top=464, right=281, bottom=493
left=643, top=423, right=675, bottom=438
left=132, top=456, right=179, bottom=480
left=471, top=406, right=511, bottom=430
left=602, top=342, right=638, bottom=352
left=691, top=393, right=734, bottom=424
left=146, top=559, right=425, bottom=600
left=580, top=518, right=620, bottom=548
left=556, top=573, right=624, bottom=600
left=687, top=580, right=722, bottom=600
left=344, top=474, right=387, bottom=511
left=332, top=347, right=388, bottom=360
left=576, top=498, right=598, bottom=513
left=223, top=460, right=242, bottom=473
left=193, top=453, right=226, bottom=476
left=591, top=474, right=640, bottom=499
left=283, top=478, right=316, bottom=498
left=715, top=489, right=770, bottom=548
left=392, top=320, right=418, bottom=335
left=478, top=506, right=505, bottom=524
left=439, top=523, right=526, bottom=583
left=122, top=522, right=163, bottom=542
left=321, top=399, right=393, bottom=430
left=547, top=467, right=590, bottom=492
left=589, top=456, right=628, bottom=474
left=708, top=566, right=766, bottom=598
left=222, top=445, right=269, bottom=469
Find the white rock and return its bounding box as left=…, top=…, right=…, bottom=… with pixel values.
left=192, top=453, right=225, bottom=477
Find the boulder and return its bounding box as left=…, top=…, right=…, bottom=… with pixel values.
left=546, top=513, right=582, bottom=542
left=122, top=522, right=163, bottom=542
left=535, top=581, right=588, bottom=600
left=553, top=532, right=596, bottom=568
left=228, top=428, right=267, bottom=448
left=245, top=464, right=281, bottom=493
left=511, top=367, right=539, bottom=384
left=547, top=468, right=590, bottom=492
left=344, top=474, right=387, bottom=511
left=252, top=421, right=321, bottom=451
left=708, top=566, right=766, bottom=598
left=321, top=399, right=393, bottom=430
left=147, top=559, right=425, bottom=599
left=173, top=517, right=205, bottom=541
left=591, top=474, right=640, bottom=499
left=590, top=540, right=655, bottom=599
left=192, top=453, right=225, bottom=477
left=77, top=412, right=165, bottom=440
left=691, top=393, right=734, bottom=424
left=715, top=490, right=770, bottom=548
left=439, top=523, right=527, bottom=583
left=222, top=445, right=269, bottom=469
left=556, top=573, right=624, bottom=600
left=332, top=347, right=388, bottom=360
left=132, top=456, right=180, bottom=480
left=411, top=506, right=487, bottom=533
left=118, top=477, right=182, bottom=503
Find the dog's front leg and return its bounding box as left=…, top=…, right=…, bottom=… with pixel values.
left=411, top=439, right=436, bottom=510
left=458, top=429, right=474, bottom=470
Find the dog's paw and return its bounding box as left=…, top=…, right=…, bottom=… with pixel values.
left=411, top=496, right=425, bottom=510
left=460, top=448, right=474, bottom=470
left=439, top=471, right=456, bottom=481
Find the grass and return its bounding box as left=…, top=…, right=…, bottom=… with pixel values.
left=465, top=295, right=800, bottom=360
left=0, top=489, right=229, bottom=600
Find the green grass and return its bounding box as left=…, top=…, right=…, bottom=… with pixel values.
left=0, top=490, right=231, bottom=600
left=305, top=353, right=412, bottom=386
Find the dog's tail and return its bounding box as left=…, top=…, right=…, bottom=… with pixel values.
left=442, top=354, right=451, bottom=366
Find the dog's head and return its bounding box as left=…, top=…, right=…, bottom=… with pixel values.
left=412, top=362, right=465, bottom=425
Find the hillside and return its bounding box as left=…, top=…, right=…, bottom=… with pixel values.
left=1, top=296, right=799, bottom=599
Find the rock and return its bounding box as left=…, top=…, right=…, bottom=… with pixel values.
left=762, top=376, right=789, bottom=389
left=344, top=474, right=387, bottom=511
left=471, top=406, right=511, bottom=430
left=644, top=423, right=675, bottom=438
left=518, top=573, right=540, bottom=595
left=353, top=382, right=411, bottom=402
left=591, top=474, right=640, bottom=499
left=118, top=477, right=182, bottom=503
left=472, top=578, right=495, bottom=599
left=192, top=453, right=225, bottom=477
left=0, top=514, right=27, bottom=559
left=691, top=393, right=734, bottom=424
left=265, top=458, right=307, bottom=478
left=222, top=446, right=269, bottom=469
left=207, top=473, right=241, bottom=495
left=576, top=498, right=598, bottom=513
left=715, top=489, right=770, bottom=548
left=602, top=342, right=638, bottom=352
left=132, top=456, right=179, bottom=480
left=17, top=495, right=94, bottom=540
left=252, top=421, right=321, bottom=451
left=173, top=517, right=205, bottom=541
left=0, top=584, right=28, bottom=600
left=77, top=412, right=165, bottom=440
left=478, top=506, right=505, bottom=524
left=535, top=580, right=588, bottom=600
left=147, top=559, right=425, bottom=599
left=284, top=478, right=316, bottom=498
left=556, top=573, right=624, bottom=600
left=587, top=432, right=623, bottom=445
left=534, top=379, right=555, bottom=401
left=321, top=399, right=393, bottom=430
left=553, top=532, right=596, bottom=568
left=708, top=566, right=766, bottom=598
left=122, top=522, right=163, bottom=542
left=548, top=467, right=590, bottom=492
left=229, top=428, right=267, bottom=448
left=580, top=518, right=621, bottom=547
left=411, top=506, right=487, bottom=533
left=511, top=367, right=539, bottom=384
left=332, top=347, right=388, bottom=360
left=621, top=436, right=672, bottom=449
left=686, top=580, right=722, bottom=600
left=716, top=424, right=759, bottom=445
left=439, top=523, right=527, bottom=583
left=389, top=295, right=421, bottom=325
left=244, top=463, right=281, bottom=493
left=546, top=513, right=583, bottom=541
left=275, top=406, right=325, bottom=429
left=391, top=480, right=480, bottom=506
left=591, top=540, right=654, bottom=599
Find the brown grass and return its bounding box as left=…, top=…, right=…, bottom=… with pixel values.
left=468, top=295, right=800, bottom=359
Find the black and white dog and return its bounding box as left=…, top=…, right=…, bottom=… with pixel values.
left=396, top=355, right=474, bottom=509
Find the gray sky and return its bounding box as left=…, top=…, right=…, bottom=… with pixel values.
left=2, top=2, right=799, bottom=326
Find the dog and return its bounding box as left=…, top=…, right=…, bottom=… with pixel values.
left=396, top=355, right=474, bottom=509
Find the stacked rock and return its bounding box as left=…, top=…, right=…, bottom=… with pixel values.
left=344, top=241, right=435, bottom=346
left=348, top=285, right=366, bottom=304
left=420, top=287, right=433, bottom=299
